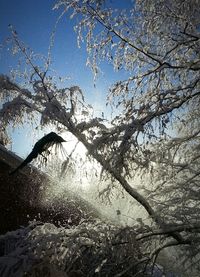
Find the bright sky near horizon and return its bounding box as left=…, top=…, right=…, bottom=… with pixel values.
left=0, top=0, right=132, bottom=157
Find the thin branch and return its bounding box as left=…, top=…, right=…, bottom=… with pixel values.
left=10, top=27, right=51, bottom=102
left=86, top=3, right=162, bottom=65
left=136, top=225, right=200, bottom=241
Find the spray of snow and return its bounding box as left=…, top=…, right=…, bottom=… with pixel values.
left=31, top=132, right=148, bottom=227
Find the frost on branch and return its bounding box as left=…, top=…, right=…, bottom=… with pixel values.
left=0, top=128, right=11, bottom=146
left=54, top=0, right=200, bottom=177
left=0, top=96, right=34, bottom=127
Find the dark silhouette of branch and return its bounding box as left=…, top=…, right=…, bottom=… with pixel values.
left=10, top=132, right=65, bottom=175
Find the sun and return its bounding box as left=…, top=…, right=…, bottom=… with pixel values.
left=60, top=132, right=87, bottom=159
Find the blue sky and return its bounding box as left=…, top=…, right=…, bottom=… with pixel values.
left=0, top=1, right=98, bottom=94
left=0, top=0, right=132, bottom=156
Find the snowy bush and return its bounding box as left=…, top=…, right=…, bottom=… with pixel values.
left=0, top=221, right=144, bottom=277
